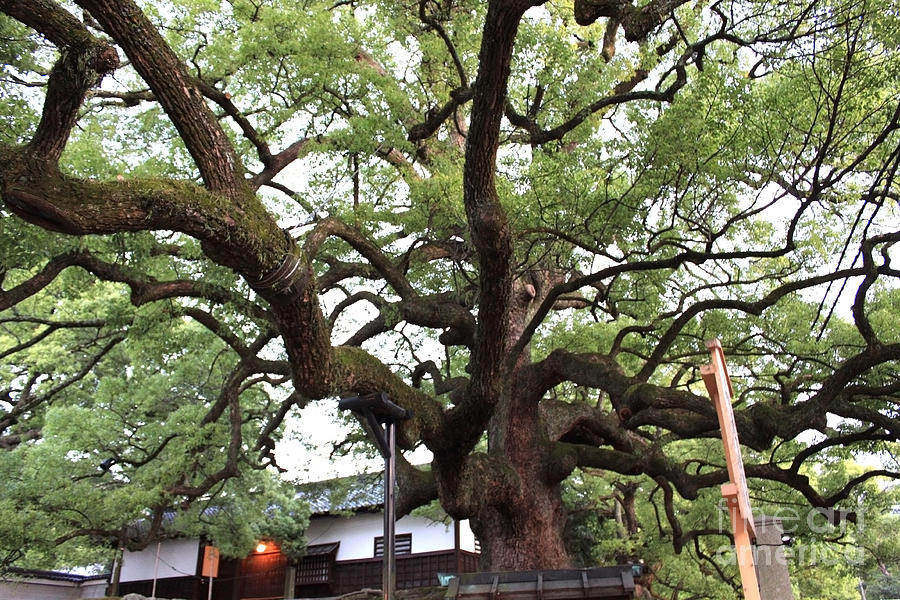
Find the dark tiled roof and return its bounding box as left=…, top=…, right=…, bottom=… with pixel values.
left=4, top=567, right=109, bottom=583
left=306, top=542, right=340, bottom=555
left=297, top=472, right=384, bottom=514
left=125, top=506, right=215, bottom=539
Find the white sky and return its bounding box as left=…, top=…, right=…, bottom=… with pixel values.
left=276, top=398, right=433, bottom=482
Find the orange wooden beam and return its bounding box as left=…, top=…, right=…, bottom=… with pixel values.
left=701, top=340, right=761, bottom=600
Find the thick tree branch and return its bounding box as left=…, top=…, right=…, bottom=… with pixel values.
left=440, top=0, right=536, bottom=462
left=0, top=0, right=95, bottom=49
left=75, top=0, right=245, bottom=196
left=1, top=0, right=118, bottom=161
left=574, top=0, right=691, bottom=40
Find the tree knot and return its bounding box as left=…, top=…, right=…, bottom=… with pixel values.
left=90, top=45, right=120, bottom=75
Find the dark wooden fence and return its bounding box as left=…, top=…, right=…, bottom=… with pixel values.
left=298, top=549, right=481, bottom=597
left=119, top=549, right=481, bottom=599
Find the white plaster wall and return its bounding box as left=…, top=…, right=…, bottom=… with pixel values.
left=304, top=513, right=458, bottom=560
left=458, top=520, right=477, bottom=553
left=79, top=579, right=109, bottom=598
left=0, top=578, right=106, bottom=600
left=0, top=579, right=77, bottom=600
left=405, top=516, right=454, bottom=554
left=304, top=512, right=380, bottom=560
left=119, top=538, right=200, bottom=582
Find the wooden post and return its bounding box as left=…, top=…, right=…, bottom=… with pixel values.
left=701, top=339, right=761, bottom=600
left=337, top=393, right=411, bottom=600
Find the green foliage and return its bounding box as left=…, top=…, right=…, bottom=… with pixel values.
left=564, top=466, right=900, bottom=600
left=0, top=15, right=43, bottom=143
left=0, top=224, right=304, bottom=569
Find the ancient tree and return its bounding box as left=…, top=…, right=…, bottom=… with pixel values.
left=1, top=0, right=899, bottom=571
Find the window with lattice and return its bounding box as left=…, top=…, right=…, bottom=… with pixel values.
left=296, top=543, right=339, bottom=585
left=374, top=533, right=411, bottom=557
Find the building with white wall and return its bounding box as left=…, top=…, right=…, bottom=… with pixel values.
left=0, top=569, right=108, bottom=600
left=115, top=474, right=480, bottom=599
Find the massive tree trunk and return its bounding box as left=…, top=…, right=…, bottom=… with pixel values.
left=474, top=377, right=572, bottom=569
left=473, top=477, right=571, bottom=570
left=442, top=2, right=575, bottom=568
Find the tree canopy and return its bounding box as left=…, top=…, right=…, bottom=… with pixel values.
left=1, top=0, right=899, bottom=575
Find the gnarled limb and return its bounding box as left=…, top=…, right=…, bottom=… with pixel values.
left=1, top=0, right=118, bottom=161
left=75, top=0, right=245, bottom=196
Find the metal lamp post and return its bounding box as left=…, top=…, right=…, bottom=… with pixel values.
left=338, top=392, right=412, bottom=600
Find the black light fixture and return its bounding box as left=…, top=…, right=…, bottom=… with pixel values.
left=338, top=392, right=412, bottom=600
